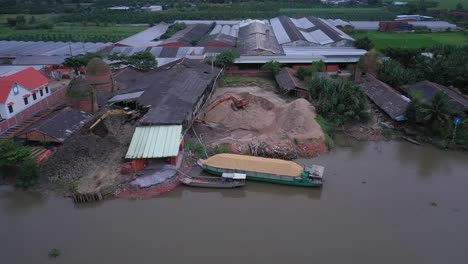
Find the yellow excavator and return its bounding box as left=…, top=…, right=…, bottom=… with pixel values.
left=88, top=109, right=128, bottom=131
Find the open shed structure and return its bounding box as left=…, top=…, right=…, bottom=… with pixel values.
left=358, top=75, right=411, bottom=121
left=275, top=67, right=308, bottom=98
left=404, top=81, right=468, bottom=113
left=17, top=107, right=92, bottom=143
left=112, top=59, right=221, bottom=170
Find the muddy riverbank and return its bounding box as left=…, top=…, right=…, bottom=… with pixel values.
left=1, top=138, right=467, bottom=264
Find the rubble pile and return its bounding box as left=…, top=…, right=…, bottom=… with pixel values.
left=41, top=114, right=136, bottom=192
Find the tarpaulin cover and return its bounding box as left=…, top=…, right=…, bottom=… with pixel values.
left=130, top=164, right=176, bottom=188
left=201, top=154, right=303, bottom=177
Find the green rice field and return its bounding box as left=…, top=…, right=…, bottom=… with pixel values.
left=279, top=7, right=395, bottom=21
left=405, top=0, right=463, bottom=10
left=351, top=32, right=468, bottom=51
left=0, top=14, right=147, bottom=43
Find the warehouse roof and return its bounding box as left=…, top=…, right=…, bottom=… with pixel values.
left=237, top=20, right=284, bottom=56
left=116, top=23, right=169, bottom=47
left=125, top=125, right=182, bottom=159
left=199, top=33, right=237, bottom=47
left=11, top=55, right=67, bottom=65
left=209, top=24, right=239, bottom=38
left=0, top=41, right=111, bottom=57
left=0, top=65, right=43, bottom=77
left=405, top=81, right=468, bottom=112
left=270, top=16, right=354, bottom=46
left=161, top=24, right=211, bottom=46
left=18, top=107, right=93, bottom=143
left=114, top=59, right=221, bottom=125
left=149, top=46, right=205, bottom=58
left=358, top=75, right=410, bottom=121
left=175, top=20, right=240, bottom=25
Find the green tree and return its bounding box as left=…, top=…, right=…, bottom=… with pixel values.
left=109, top=51, right=157, bottom=71
left=378, top=59, right=419, bottom=89
left=127, top=51, right=157, bottom=71
left=64, top=53, right=103, bottom=74
left=355, top=36, right=374, bottom=51
left=307, top=78, right=370, bottom=126
left=421, top=91, right=454, bottom=136
left=63, top=56, right=87, bottom=75
left=261, top=60, right=282, bottom=75
left=0, top=140, right=38, bottom=188
left=214, top=49, right=239, bottom=67
left=6, top=17, right=17, bottom=27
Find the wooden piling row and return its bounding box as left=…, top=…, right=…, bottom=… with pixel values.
left=72, top=191, right=104, bottom=203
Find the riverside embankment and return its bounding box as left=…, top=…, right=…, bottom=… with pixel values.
left=1, top=138, right=467, bottom=264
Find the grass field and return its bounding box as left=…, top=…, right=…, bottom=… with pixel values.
left=0, top=14, right=147, bottom=43
left=352, top=32, right=468, bottom=50
left=405, top=0, right=462, bottom=10
left=280, top=7, right=394, bottom=21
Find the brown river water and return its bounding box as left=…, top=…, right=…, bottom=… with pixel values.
left=1, top=138, right=467, bottom=264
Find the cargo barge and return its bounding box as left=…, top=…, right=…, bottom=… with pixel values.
left=198, top=154, right=324, bottom=187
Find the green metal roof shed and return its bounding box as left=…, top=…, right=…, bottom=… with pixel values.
left=125, top=125, right=182, bottom=159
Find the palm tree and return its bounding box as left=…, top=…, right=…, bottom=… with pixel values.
left=420, top=91, right=454, bottom=136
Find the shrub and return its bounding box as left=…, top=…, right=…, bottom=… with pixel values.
left=214, top=49, right=239, bottom=67
left=0, top=140, right=38, bottom=188
left=310, top=79, right=370, bottom=126
left=261, top=60, right=282, bottom=75
left=355, top=36, right=374, bottom=51
left=215, top=144, right=230, bottom=154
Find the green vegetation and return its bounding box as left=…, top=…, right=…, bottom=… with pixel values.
left=404, top=0, right=462, bottom=10
left=48, top=248, right=61, bottom=258
left=64, top=53, right=102, bottom=74
left=109, top=51, right=157, bottom=71
left=160, top=22, right=186, bottom=39
left=354, top=36, right=374, bottom=51
left=215, top=144, right=230, bottom=154
left=0, top=14, right=147, bottom=42
left=280, top=7, right=394, bottom=20
left=295, top=61, right=326, bottom=81
left=378, top=60, right=419, bottom=89
left=406, top=91, right=467, bottom=148
left=0, top=140, right=39, bottom=188
left=261, top=60, right=282, bottom=75
left=351, top=32, right=468, bottom=51
left=381, top=45, right=468, bottom=93
left=214, top=49, right=239, bottom=67
left=220, top=76, right=276, bottom=88
left=316, top=115, right=334, bottom=148
left=308, top=78, right=371, bottom=126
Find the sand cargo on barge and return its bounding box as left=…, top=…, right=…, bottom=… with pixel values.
left=198, top=154, right=324, bottom=187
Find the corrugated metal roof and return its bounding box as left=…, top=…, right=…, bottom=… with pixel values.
left=0, top=41, right=111, bottom=57
left=0, top=65, right=43, bottom=77
left=117, top=23, right=169, bottom=47
left=126, top=125, right=182, bottom=159
left=210, top=24, right=222, bottom=35
left=175, top=20, right=240, bottom=25
left=108, top=91, right=145, bottom=103
left=349, top=21, right=379, bottom=31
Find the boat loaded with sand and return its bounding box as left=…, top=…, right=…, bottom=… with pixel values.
left=180, top=173, right=246, bottom=188
left=198, top=154, right=324, bottom=187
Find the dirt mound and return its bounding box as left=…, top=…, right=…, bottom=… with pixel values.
left=198, top=86, right=326, bottom=158
left=41, top=114, right=136, bottom=193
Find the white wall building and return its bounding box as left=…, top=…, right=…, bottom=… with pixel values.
left=0, top=67, right=50, bottom=120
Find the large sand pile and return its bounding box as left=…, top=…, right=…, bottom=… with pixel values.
left=199, top=86, right=326, bottom=158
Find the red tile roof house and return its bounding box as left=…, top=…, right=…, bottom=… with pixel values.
left=0, top=68, right=51, bottom=132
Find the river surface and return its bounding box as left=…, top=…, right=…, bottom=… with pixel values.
left=1, top=138, right=467, bottom=264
